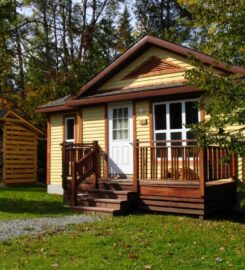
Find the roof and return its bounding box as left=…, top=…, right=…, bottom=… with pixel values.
left=38, top=95, right=71, bottom=109
left=76, top=35, right=245, bottom=98
left=36, top=35, right=245, bottom=114
left=0, top=109, right=43, bottom=136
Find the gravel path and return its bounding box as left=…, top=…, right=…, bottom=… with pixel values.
left=0, top=215, right=99, bottom=242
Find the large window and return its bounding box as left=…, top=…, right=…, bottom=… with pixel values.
left=153, top=100, right=199, bottom=147
left=65, top=117, right=75, bottom=143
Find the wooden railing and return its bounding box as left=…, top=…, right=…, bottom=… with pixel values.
left=136, top=140, right=200, bottom=182
left=62, top=141, right=99, bottom=206
left=204, top=146, right=236, bottom=181
left=136, top=140, right=236, bottom=184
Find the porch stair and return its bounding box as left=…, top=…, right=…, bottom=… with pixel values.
left=72, top=189, right=136, bottom=216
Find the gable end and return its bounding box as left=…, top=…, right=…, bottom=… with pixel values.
left=123, top=56, right=185, bottom=80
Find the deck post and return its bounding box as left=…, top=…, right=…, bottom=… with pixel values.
left=71, top=160, right=77, bottom=206
left=92, top=140, right=99, bottom=189
left=61, top=143, right=67, bottom=190
left=133, top=139, right=139, bottom=193
left=199, top=148, right=207, bottom=197
left=231, top=154, right=237, bottom=180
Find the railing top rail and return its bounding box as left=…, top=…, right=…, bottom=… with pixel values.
left=137, top=139, right=197, bottom=144
left=61, top=142, right=94, bottom=146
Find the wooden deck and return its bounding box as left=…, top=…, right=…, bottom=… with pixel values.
left=62, top=141, right=237, bottom=218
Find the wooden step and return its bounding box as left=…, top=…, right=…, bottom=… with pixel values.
left=72, top=206, right=122, bottom=216
left=87, top=189, right=135, bottom=200
left=77, top=197, right=128, bottom=210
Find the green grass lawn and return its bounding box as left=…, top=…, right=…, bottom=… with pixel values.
left=0, top=186, right=73, bottom=220
left=0, top=214, right=244, bottom=270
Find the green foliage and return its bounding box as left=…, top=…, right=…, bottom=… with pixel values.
left=0, top=0, right=16, bottom=91
left=135, top=0, right=192, bottom=43
left=186, top=65, right=245, bottom=157
left=0, top=214, right=245, bottom=269
left=0, top=0, right=124, bottom=129
left=180, top=0, right=245, bottom=156
left=116, top=6, right=135, bottom=53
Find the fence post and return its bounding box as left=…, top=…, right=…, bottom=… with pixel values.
left=92, top=140, right=99, bottom=189
left=71, top=160, right=77, bottom=207
left=199, top=148, right=207, bottom=197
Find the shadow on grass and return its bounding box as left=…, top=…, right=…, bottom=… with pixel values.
left=0, top=186, right=72, bottom=217
left=0, top=197, right=72, bottom=216
left=206, top=210, right=245, bottom=225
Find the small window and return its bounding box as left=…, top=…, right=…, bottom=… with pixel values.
left=65, top=117, right=75, bottom=142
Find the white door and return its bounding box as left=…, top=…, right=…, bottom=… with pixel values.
left=108, top=102, right=133, bottom=177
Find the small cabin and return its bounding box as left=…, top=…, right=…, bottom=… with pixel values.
left=37, top=36, right=244, bottom=218
left=0, top=109, right=43, bottom=185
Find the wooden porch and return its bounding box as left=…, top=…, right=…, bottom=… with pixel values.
left=62, top=140, right=237, bottom=218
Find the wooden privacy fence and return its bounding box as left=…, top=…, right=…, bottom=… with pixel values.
left=136, top=140, right=236, bottom=183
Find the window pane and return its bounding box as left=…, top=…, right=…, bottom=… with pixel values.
left=118, top=108, right=123, bottom=118
left=171, top=132, right=182, bottom=157
left=113, top=130, right=117, bottom=140
left=113, top=119, right=117, bottom=129
left=155, top=104, right=166, bottom=130
left=156, top=133, right=166, bottom=158
left=123, top=130, right=128, bottom=139
left=156, top=133, right=166, bottom=141
left=113, top=109, right=117, bottom=118
left=124, top=108, right=128, bottom=118
left=66, top=118, right=74, bottom=140
left=122, top=119, right=128, bottom=129
left=171, top=132, right=182, bottom=145
left=170, top=103, right=182, bottom=129
left=187, top=131, right=196, bottom=146
left=186, top=101, right=198, bottom=125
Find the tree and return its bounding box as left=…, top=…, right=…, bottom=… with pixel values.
left=135, top=0, right=192, bottom=43
left=116, top=5, right=135, bottom=53
left=179, top=0, right=245, bottom=157
left=0, top=0, right=18, bottom=93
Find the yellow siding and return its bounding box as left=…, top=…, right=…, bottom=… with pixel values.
left=135, top=101, right=152, bottom=178
left=136, top=101, right=150, bottom=143
left=50, top=113, right=63, bottom=184
left=98, top=46, right=223, bottom=91
left=82, top=106, right=105, bottom=177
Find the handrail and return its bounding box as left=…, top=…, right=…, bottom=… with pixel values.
left=62, top=141, right=99, bottom=206
left=77, top=149, right=96, bottom=165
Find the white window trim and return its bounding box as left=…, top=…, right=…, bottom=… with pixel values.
left=153, top=99, right=200, bottom=159
left=153, top=99, right=200, bottom=145
left=65, top=117, right=75, bottom=143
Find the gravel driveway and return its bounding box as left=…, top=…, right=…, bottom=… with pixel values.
left=0, top=215, right=99, bottom=242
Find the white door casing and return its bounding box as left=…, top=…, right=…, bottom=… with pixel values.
left=108, top=102, right=133, bottom=176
